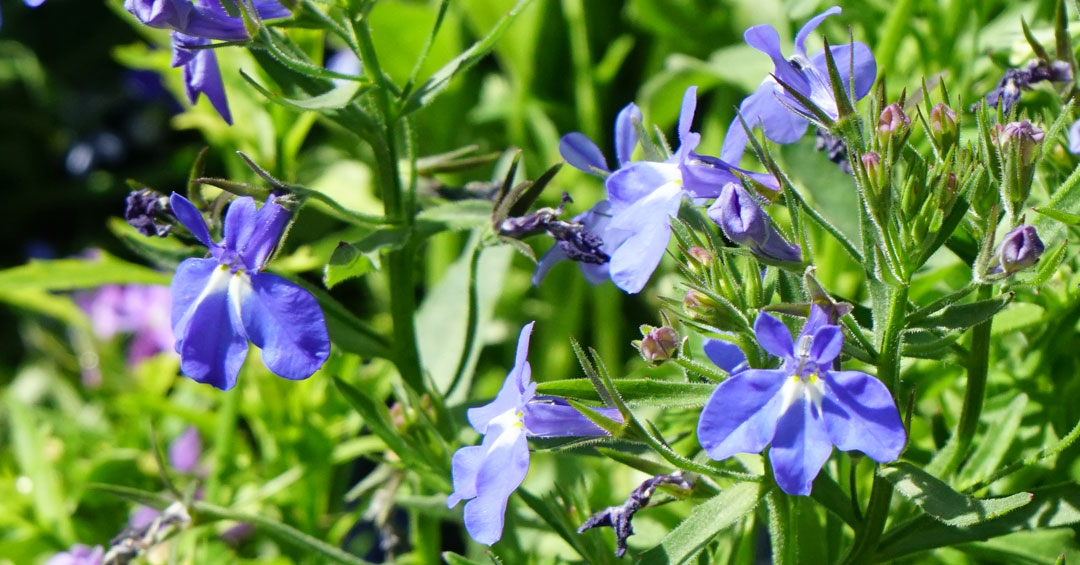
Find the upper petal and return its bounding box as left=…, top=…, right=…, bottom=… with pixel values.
left=614, top=103, right=642, bottom=167
left=463, top=427, right=530, bottom=545
left=809, top=42, right=876, bottom=103
left=769, top=389, right=834, bottom=496
left=677, top=86, right=699, bottom=150
left=808, top=325, right=843, bottom=367
left=722, top=81, right=809, bottom=164
left=233, top=198, right=290, bottom=270
left=820, top=370, right=906, bottom=462
left=605, top=161, right=681, bottom=212
left=467, top=322, right=535, bottom=433
left=238, top=272, right=330, bottom=380
left=698, top=369, right=787, bottom=460
left=754, top=312, right=795, bottom=360
left=170, top=192, right=214, bottom=249
left=703, top=339, right=748, bottom=374
left=559, top=133, right=609, bottom=175
left=173, top=34, right=233, bottom=124
left=794, top=6, right=842, bottom=57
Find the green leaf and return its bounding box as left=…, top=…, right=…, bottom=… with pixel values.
left=442, top=552, right=488, bottom=565
left=535, top=379, right=715, bottom=408
left=6, top=394, right=76, bottom=543
left=875, top=483, right=1080, bottom=561
left=0, top=289, right=91, bottom=331
left=1028, top=240, right=1069, bottom=287
left=595, top=447, right=673, bottom=476
left=323, top=242, right=379, bottom=289
left=401, top=0, right=534, bottom=114
left=636, top=482, right=765, bottom=564
left=878, top=461, right=1032, bottom=527
left=907, top=293, right=1013, bottom=330
left=241, top=69, right=370, bottom=110
left=332, top=377, right=425, bottom=468
left=1032, top=206, right=1080, bottom=227
left=0, top=254, right=171, bottom=291
left=958, top=394, right=1028, bottom=490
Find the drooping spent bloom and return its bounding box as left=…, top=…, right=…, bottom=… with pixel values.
left=448, top=322, right=622, bottom=545
left=975, top=59, right=1073, bottom=114
left=708, top=183, right=802, bottom=264
left=555, top=87, right=778, bottom=293
left=721, top=6, right=876, bottom=164
left=602, top=87, right=780, bottom=293
left=698, top=305, right=905, bottom=495
left=169, top=193, right=330, bottom=390
left=578, top=472, right=691, bottom=558
left=76, top=284, right=175, bottom=366
left=45, top=544, right=103, bottom=565
left=126, top=188, right=173, bottom=237
left=125, top=0, right=291, bottom=124
left=532, top=200, right=614, bottom=286
left=989, top=225, right=1045, bottom=276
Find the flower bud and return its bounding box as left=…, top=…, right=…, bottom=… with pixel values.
left=993, top=120, right=1044, bottom=215
left=687, top=246, right=712, bottom=266
left=990, top=225, right=1045, bottom=275
left=995, top=120, right=1044, bottom=165
left=708, top=184, right=802, bottom=264
left=638, top=326, right=679, bottom=363
left=683, top=290, right=717, bottom=320
left=929, top=103, right=958, bottom=150
left=877, top=103, right=910, bottom=134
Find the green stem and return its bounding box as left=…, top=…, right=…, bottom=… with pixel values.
left=352, top=17, right=424, bottom=393
left=949, top=284, right=994, bottom=471
left=842, top=473, right=892, bottom=565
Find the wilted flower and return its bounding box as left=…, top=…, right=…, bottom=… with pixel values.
left=169, top=193, right=329, bottom=390
left=126, top=188, right=173, bottom=237
left=448, top=322, right=621, bottom=545
left=990, top=225, right=1045, bottom=275
left=578, top=473, right=691, bottom=558
left=708, top=183, right=802, bottom=264
left=721, top=6, right=876, bottom=163
left=977, top=59, right=1073, bottom=114
left=698, top=305, right=905, bottom=495
left=45, top=544, right=103, bottom=565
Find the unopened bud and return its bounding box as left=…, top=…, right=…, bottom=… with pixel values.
left=995, top=120, right=1044, bottom=165
left=877, top=103, right=910, bottom=134
left=687, top=246, right=712, bottom=266
left=994, top=120, right=1045, bottom=215
left=639, top=326, right=679, bottom=363
left=929, top=103, right=959, bottom=150
left=990, top=225, right=1045, bottom=276
left=683, top=290, right=717, bottom=320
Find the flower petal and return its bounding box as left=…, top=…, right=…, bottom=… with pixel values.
left=463, top=427, right=530, bottom=545
left=170, top=258, right=222, bottom=343
left=169, top=193, right=214, bottom=249
left=559, top=132, right=609, bottom=175
left=605, top=161, right=681, bottom=212
left=614, top=103, right=642, bottom=166
left=531, top=244, right=569, bottom=286
left=769, top=388, right=834, bottom=496
left=808, top=325, right=843, bottom=367
left=238, top=272, right=330, bottom=380
left=175, top=267, right=248, bottom=390
left=524, top=398, right=620, bottom=437
left=821, top=370, right=906, bottom=462
left=173, top=33, right=232, bottom=124
left=794, top=6, right=842, bottom=57
left=677, top=86, right=698, bottom=149
left=703, top=339, right=747, bottom=374
left=722, top=81, right=809, bottom=164
left=754, top=312, right=795, bottom=360
left=809, top=42, right=876, bottom=103
left=467, top=322, right=534, bottom=432
left=447, top=443, right=487, bottom=508
left=698, top=369, right=787, bottom=460
left=168, top=426, right=202, bottom=473
left=606, top=181, right=683, bottom=294
left=233, top=198, right=290, bottom=270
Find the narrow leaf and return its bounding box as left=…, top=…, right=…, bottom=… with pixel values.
left=636, top=482, right=765, bottom=564
left=878, top=461, right=1032, bottom=527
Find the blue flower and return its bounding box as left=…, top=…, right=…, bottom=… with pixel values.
left=708, top=183, right=802, bottom=264
left=448, top=322, right=621, bottom=545
left=169, top=193, right=330, bottom=390
left=45, top=544, right=103, bottom=565
left=125, top=0, right=291, bottom=123
left=697, top=305, right=905, bottom=495
left=721, top=7, right=877, bottom=164
left=591, top=87, right=779, bottom=293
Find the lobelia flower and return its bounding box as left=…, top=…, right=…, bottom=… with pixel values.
left=76, top=283, right=175, bottom=367
left=697, top=305, right=905, bottom=495
left=721, top=6, right=876, bottom=165
left=448, top=322, right=622, bottom=545
left=45, top=544, right=104, bottom=565
left=125, top=0, right=291, bottom=124
left=169, top=192, right=330, bottom=390
left=989, top=225, right=1045, bottom=275
left=599, top=87, right=779, bottom=293
left=708, top=183, right=803, bottom=264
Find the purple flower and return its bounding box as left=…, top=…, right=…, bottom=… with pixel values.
left=708, top=183, right=802, bottom=264
left=721, top=7, right=876, bottom=164
left=124, top=1, right=291, bottom=124
left=76, top=284, right=175, bottom=366
left=697, top=305, right=905, bottom=495
left=124, top=0, right=290, bottom=40
left=990, top=225, right=1045, bottom=275
left=601, top=87, right=779, bottom=293
left=45, top=544, right=103, bottom=565
left=448, top=322, right=621, bottom=545
left=169, top=193, right=330, bottom=390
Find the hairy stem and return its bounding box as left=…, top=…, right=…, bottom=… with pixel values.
left=949, top=283, right=994, bottom=472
